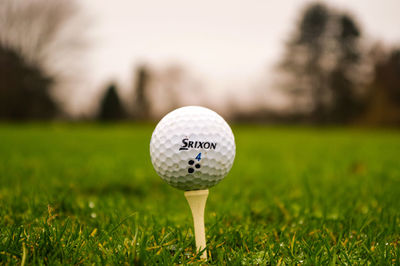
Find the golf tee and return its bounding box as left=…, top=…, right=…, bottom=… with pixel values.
left=184, top=189, right=209, bottom=259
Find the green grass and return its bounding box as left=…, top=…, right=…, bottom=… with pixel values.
left=0, top=124, right=399, bottom=265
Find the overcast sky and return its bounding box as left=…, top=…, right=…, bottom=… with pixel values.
left=75, top=0, right=400, bottom=114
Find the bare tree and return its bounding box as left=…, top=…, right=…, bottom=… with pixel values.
left=148, top=64, right=206, bottom=118
left=0, top=0, right=87, bottom=119
left=159, top=65, right=186, bottom=110
left=133, top=65, right=151, bottom=120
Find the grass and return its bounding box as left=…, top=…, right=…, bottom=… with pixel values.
left=0, top=123, right=399, bottom=264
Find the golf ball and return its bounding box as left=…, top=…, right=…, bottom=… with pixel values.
left=150, top=106, right=235, bottom=191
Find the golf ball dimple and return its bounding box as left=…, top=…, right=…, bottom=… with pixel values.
left=150, top=106, right=236, bottom=191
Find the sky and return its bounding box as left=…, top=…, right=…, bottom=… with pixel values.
left=76, top=0, right=400, bottom=114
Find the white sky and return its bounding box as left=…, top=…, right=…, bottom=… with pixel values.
left=76, top=0, right=400, bottom=114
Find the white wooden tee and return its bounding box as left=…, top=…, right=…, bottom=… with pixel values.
left=184, top=189, right=209, bottom=259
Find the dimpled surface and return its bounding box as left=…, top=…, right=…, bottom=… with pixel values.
left=150, top=106, right=235, bottom=191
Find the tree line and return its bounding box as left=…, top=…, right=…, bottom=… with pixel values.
left=273, top=3, right=400, bottom=125
left=0, top=1, right=399, bottom=125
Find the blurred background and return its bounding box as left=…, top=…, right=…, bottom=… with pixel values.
left=0, top=0, right=399, bottom=125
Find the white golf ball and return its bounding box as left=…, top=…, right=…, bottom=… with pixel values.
left=150, top=106, right=235, bottom=191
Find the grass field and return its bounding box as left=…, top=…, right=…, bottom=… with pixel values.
left=0, top=124, right=399, bottom=264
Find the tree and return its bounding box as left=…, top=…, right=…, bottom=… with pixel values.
left=278, top=3, right=365, bottom=123
left=133, top=66, right=151, bottom=119
left=360, top=47, right=400, bottom=125
left=0, top=0, right=86, bottom=119
left=0, top=46, right=56, bottom=119
left=279, top=4, right=330, bottom=120
left=384, top=49, right=400, bottom=105
left=328, top=14, right=363, bottom=123
left=97, top=84, right=127, bottom=121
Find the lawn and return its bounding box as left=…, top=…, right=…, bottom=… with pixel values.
left=0, top=124, right=399, bottom=264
